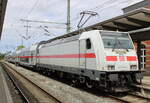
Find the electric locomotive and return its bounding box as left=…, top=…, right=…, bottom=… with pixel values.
left=7, top=30, right=142, bottom=92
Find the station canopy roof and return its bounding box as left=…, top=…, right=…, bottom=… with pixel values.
left=0, top=0, right=7, bottom=39
left=53, top=8, right=150, bottom=42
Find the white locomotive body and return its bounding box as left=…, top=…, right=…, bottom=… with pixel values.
left=7, top=30, right=142, bottom=92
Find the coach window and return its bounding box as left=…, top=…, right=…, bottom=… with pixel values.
left=86, top=39, right=91, bottom=49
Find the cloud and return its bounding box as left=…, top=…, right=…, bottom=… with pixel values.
left=1, top=0, right=143, bottom=52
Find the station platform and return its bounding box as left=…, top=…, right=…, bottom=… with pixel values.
left=142, top=77, right=150, bottom=84
left=141, top=68, right=150, bottom=76
left=0, top=66, right=13, bottom=103
left=144, top=68, right=150, bottom=71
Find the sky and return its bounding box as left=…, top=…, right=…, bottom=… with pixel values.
left=0, top=0, right=143, bottom=53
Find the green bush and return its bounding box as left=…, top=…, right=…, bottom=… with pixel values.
left=0, top=53, right=5, bottom=60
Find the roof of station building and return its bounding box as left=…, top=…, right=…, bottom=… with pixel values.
left=0, top=0, right=7, bottom=39
left=52, top=8, right=150, bottom=42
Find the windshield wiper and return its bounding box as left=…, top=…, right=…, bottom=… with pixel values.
left=112, top=37, right=118, bottom=52
left=118, top=40, right=129, bottom=52
left=112, top=38, right=129, bottom=52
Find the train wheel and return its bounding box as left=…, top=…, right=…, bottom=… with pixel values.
left=71, top=79, right=78, bottom=87
left=59, top=72, right=64, bottom=78
left=79, top=77, right=85, bottom=84
left=86, top=79, right=93, bottom=88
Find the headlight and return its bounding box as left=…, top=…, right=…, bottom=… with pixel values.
left=108, top=65, right=115, bottom=70
left=130, top=65, right=137, bottom=70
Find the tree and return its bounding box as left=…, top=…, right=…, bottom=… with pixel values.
left=16, top=45, right=25, bottom=51
left=0, top=53, right=5, bottom=60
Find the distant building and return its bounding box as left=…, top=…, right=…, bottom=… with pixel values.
left=123, top=0, right=150, bottom=69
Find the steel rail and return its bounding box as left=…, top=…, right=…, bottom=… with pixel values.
left=108, top=95, right=130, bottom=103
left=132, top=84, right=150, bottom=94
left=1, top=62, right=63, bottom=103
left=129, top=93, right=150, bottom=101
left=4, top=62, right=150, bottom=103
left=109, top=93, right=150, bottom=103
left=1, top=63, right=31, bottom=103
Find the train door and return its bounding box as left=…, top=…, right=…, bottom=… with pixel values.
left=85, top=38, right=93, bottom=69
left=79, top=39, right=86, bottom=69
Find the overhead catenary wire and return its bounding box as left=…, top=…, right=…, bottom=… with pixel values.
left=26, top=0, right=40, bottom=18
left=20, top=0, right=126, bottom=36
left=20, top=0, right=68, bottom=40
left=8, top=0, right=28, bottom=19
left=70, top=0, right=129, bottom=23
left=8, top=0, right=40, bottom=44
left=20, top=19, right=66, bottom=25
left=7, top=1, right=33, bottom=31
left=60, top=0, right=116, bottom=22
left=5, top=0, right=137, bottom=52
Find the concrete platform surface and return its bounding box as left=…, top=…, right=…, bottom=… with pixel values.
left=142, top=76, right=150, bottom=84
left=141, top=68, right=150, bottom=76
left=145, top=68, right=150, bottom=71
left=0, top=66, right=13, bottom=103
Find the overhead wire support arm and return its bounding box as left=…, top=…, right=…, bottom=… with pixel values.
left=80, top=15, right=93, bottom=28
left=77, top=11, right=98, bottom=29
left=20, top=19, right=66, bottom=25
left=20, top=19, right=67, bottom=37
left=77, top=13, right=85, bottom=29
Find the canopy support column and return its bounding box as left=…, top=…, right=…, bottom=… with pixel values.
left=137, top=41, right=142, bottom=70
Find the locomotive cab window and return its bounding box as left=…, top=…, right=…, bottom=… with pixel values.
left=86, top=39, right=91, bottom=49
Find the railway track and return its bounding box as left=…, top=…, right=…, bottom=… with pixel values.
left=3, top=62, right=150, bottom=103
left=1, top=62, right=63, bottom=103
left=134, top=84, right=150, bottom=93
left=1, top=63, right=31, bottom=103
left=109, top=92, right=150, bottom=103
